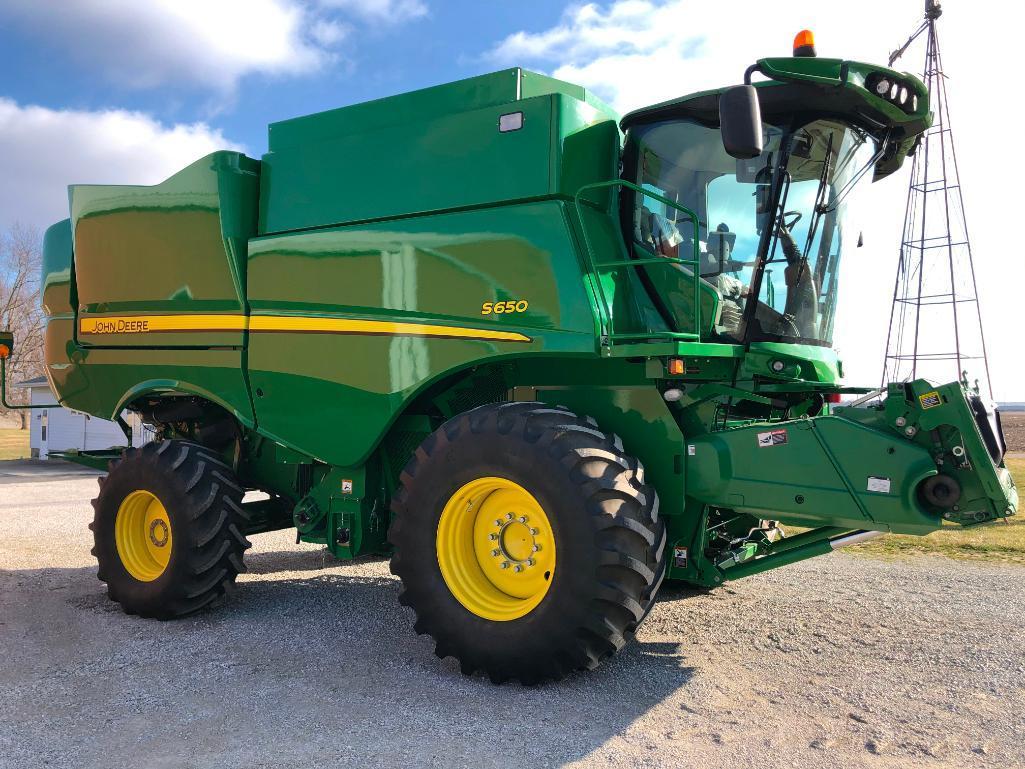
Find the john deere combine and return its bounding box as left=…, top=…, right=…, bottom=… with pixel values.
left=4, top=33, right=1015, bottom=683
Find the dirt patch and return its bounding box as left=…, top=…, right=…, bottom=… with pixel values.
left=1000, top=411, right=1025, bottom=453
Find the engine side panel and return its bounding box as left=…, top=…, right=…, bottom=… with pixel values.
left=245, top=200, right=599, bottom=466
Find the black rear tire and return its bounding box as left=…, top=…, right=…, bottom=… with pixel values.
left=90, top=440, right=251, bottom=619
left=389, top=402, right=666, bottom=684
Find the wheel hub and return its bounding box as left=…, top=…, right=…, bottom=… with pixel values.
left=436, top=477, right=556, bottom=621
left=497, top=518, right=537, bottom=563
left=149, top=518, right=170, bottom=548
left=115, top=490, right=173, bottom=582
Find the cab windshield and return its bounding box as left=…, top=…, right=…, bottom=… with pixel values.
left=625, top=116, right=880, bottom=346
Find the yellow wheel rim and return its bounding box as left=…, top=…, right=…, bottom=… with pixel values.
left=436, top=477, right=556, bottom=621
left=115, top=490, right=173, bottom=582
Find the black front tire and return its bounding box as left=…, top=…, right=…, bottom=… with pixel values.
left=389, top=402, right=666, bottom=684
left=90, top=440, right=251, bottom=619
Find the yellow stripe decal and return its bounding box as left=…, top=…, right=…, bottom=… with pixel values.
left=79, top=314, right=531, bottom=343
left=248, top=315, right=531, bottom=342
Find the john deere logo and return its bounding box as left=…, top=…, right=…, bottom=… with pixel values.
left=87, top=318, right=150, bottom=334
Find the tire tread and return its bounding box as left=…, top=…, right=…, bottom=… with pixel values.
left=390, top=402, right=666, bottom=683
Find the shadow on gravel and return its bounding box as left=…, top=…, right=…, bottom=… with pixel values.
left=656, top=582, right=718, bottom=602
left=242, top=548, right=384, bottom=575
left=2, top=551, right=695, bottom=769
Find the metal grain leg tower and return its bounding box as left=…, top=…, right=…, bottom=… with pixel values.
left=882, top=0, right=993, bottom=395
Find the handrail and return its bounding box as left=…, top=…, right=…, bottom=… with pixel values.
left=1, top=357, right=63, bottom=410
left=572, top=179, right=704, bottom=347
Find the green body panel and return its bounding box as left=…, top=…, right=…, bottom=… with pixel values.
left=742, top=342, right=842, bottom=383
left=44, top=316, right=254, bottom=426
left=260, top=69, right=619, bottom=235
left=70, top=152, right=259, bottom=348
left=246, top=200, right=597, bottom=465
left=686, top=414, right=938, bottom=533
left=839, top=379, right=1018, bottom=524
left=35, top=61, right=1016, bottom=587
left=41, top=219, right=74, bottom=317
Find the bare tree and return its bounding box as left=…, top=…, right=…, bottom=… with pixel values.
left=0, top=224, right=45, bottom=429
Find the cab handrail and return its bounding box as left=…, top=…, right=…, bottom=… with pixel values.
left=572, top=179, right=703, bottom=347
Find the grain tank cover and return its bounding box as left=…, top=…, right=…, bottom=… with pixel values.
left=69, top=151, right=260, bottom=347
left=258, top=68, right=619, bottom=235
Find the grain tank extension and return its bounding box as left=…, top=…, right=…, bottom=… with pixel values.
left=7, top=42, right=1015, bottom=683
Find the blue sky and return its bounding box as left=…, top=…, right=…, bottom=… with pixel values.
left=0, top=0, right=565, bottom=156
left=0, top=0, right=1020, bottom=397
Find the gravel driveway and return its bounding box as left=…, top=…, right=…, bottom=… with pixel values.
left=1, top=465, right=1023, bottom=769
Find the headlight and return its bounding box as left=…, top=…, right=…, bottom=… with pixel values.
left=866, top=72, right=919, bottom=115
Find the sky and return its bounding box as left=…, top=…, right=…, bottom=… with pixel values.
left=0, top=0, right=1020, bottom=399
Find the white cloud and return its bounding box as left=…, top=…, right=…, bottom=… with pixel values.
left=0, top=99, right=242, bottom=232
left=489, top=1, right=921, bottom=114
left=0, top=0, right=327, bottom=92
left=486, top=0, right=1024, bottom=400
left=311, top=19, right=352, bottom=46
left=319, top=0, right=428, bottom=22
left=0, top=0, right=427, bottom=93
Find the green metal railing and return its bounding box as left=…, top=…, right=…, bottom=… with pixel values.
left=573, top=179, right=703, bottom=346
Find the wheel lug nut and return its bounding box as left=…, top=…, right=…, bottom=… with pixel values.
left=491, top=549, right=501, bottom=557
left=527, top=558, right=535, bottom=567
left=494, top=519, right=503, bottom=527
left=488, top=533, right=498, bottom=541
left=518, top=516, right=527, bottom=523
left=505, top=513, right=513, bottom=520
left=532, top=544, right=541, bottom=552
left=500, top=561, right=510, bottom=569
left=513, top=564, right=523, bottom=572
left=529, top=528, right=539, bottom=535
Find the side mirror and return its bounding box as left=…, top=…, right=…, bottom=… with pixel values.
left=0, top=330, right=13, bottom=359
left=719, top=85, right=763, bottom=159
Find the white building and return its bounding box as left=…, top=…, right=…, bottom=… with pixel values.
left=13, top=377, right=154, bottom=459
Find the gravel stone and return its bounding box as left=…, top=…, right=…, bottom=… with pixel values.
left=1, top=466, right=1023, bottom=768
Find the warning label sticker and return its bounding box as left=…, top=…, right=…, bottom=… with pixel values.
left=757, top=429, right=788, bottom=448
left=867, top=476, right=892, bottom=493
left=919, top=391, right=942, bottom=409
left=673, top=546, right=689, bottom=568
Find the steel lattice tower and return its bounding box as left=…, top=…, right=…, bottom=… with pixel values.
left=881, top=0, right=992, bottom=396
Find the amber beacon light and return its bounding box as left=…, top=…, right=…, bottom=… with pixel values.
left=793, top=29, right=817, bottom=57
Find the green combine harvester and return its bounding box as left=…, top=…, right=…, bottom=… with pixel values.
left=2, top=32, right=1016, bottom=683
